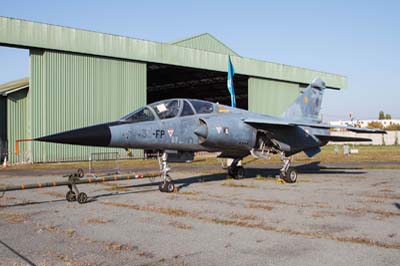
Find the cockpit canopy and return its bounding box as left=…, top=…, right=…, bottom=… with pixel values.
left=120, top=99, right=214, bottom=122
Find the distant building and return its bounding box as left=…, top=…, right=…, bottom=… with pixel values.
left=330, top=119, right=400, bottom=129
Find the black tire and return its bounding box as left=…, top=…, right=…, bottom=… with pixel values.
left=283, top=167, right=297, bottom=183
left=166, top=182, right=175, bottom=193
left=77, top=168, right=84, bottom=178
left=235, top=166, right=245, bottom=179
left=77, top=192, right=88, bottom=204
left=228, top=166, right=235, bottom=177
left=66, top=191, right=76, bottom=202
left=159, top=182, right=167, bottom=192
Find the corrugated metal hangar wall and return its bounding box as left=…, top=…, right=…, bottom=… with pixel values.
left=23, top=50, right=146, bottom=163
left=0, top=17, right=347, bottom=163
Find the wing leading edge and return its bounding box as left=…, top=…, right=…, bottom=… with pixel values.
left=244, top=118, right=387, bottom=134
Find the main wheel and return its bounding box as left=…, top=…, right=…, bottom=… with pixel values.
left=282, top=167, right=297, bottom=183
left=235, top=166, right=245, bottom=179
left=77, top=192, right=88, bottom=204
left=166, top=182, right=175, bottom=193
left=66, top=191, right=76, bottom=202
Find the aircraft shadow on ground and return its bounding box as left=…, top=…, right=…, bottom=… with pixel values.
left=0, top=161, right=366, bottom=206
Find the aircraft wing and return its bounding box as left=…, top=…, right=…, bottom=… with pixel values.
left=313, top=135, right=372, bottom=142
left=243, top=118, right=387, bottom=134
left=294, top=122, right=387, bottom=134
left=243, top=118, right=293, bottom=128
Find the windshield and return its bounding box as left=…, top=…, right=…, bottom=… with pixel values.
left=150, top=99, right=180, bottom=120
left=189, top=100, right=214, bottom=114
left=120, top=107, right=155, bottom=122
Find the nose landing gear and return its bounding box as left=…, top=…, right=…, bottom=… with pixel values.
left=158, top=152, right=175, bottom=193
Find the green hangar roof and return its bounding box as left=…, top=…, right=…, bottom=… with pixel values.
left=0, top=16, right=346, bottom=89
left=0, top=77, right=29, bottom=96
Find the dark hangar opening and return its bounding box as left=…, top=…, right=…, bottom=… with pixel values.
left=147, top=63, right=249, bottom=109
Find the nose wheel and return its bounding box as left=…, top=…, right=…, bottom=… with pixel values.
left=159, top=180, right=175, bottom=193
left=158, top=152, right=175, bottom=193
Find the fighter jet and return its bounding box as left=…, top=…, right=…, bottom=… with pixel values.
left=36, top=78, right=385, bottom=192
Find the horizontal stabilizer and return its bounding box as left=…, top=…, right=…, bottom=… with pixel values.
left=315, top=135, right=372, bottom=142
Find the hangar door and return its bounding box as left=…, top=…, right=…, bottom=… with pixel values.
left=147, top=64, right=249, bottom=109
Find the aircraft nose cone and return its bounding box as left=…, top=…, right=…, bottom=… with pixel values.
left=194, top=124, right=208, bottom=138
left=36, top=123, right=112, bottom=147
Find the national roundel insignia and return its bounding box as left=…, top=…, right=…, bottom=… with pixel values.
left=168, top=129, right=174, bottom=138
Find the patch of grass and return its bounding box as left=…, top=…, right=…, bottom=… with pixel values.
left=40, top=191, right=65, bottom=198
left=101, top=201, right=191, bottom=217
left=177, top=191, right=201, bottom=196
left=0, top=212, right=26, bottom=223
left=221, top=181, right=254, bottom=188
left=106, top=242, right=132, bottom=252
left=102, top=200, right=400, bottom=250
left=100, top=183, right=130, bottom=192
left=362, top=193, right=400, bottom=200
left=230, top=213, right=258, bottom=221
left=245, top=204, right=274, bottom=211
left=65, top=228, right=75, bottom=238
left=85, top=218, right=109, bottom=224
left=311, top=211, right=338, bottom=218
left=168, top=220, right=193, bottom=230
left=379, top=189, right=395, bottom=193
left=346, top=207, right=400, bottom=218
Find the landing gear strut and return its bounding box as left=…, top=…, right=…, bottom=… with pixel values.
left=279, top=152, right=297, bottom=183
left=158, top=152, right=175, bottom=193
left=227, top=158, right=245, bottom=179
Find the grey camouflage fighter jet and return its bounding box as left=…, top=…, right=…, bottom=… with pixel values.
left=37, top=78, right=385, bottom=192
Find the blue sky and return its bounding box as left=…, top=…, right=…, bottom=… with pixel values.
left=1, top=0, right=399, bottom=120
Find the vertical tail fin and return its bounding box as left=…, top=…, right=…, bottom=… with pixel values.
left=281, top=78, right=326, bottom=123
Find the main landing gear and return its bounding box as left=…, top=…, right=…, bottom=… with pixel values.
left=279, top=152, right=297, bottom=183
left=227, top=158, right=245, bottom=179
left=158, top=152, right=175, bottom=193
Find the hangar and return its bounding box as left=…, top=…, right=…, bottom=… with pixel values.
left=0, top=17, right=346, bottom=163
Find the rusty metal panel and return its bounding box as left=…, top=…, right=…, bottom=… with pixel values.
left=0, top=17, right=347, bottom=89
left=248, top=78, right=301, bottom=116
left=28, top=49, right=146, bottom=162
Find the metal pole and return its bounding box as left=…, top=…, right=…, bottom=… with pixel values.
left=0, top=172, right=158, bottom=193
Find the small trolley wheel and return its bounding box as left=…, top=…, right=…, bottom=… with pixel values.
left=166, top=182, right=175, bottom=193
left=77, top=192, right=88, bottom=204
left=283, top=167, right=298, bottom=183
left=77, top=168, right=85, bottom=178
left=66, top=191, right=76, bottom=202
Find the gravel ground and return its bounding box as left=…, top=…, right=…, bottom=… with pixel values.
left=0, top=164, right=399, bottom=266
